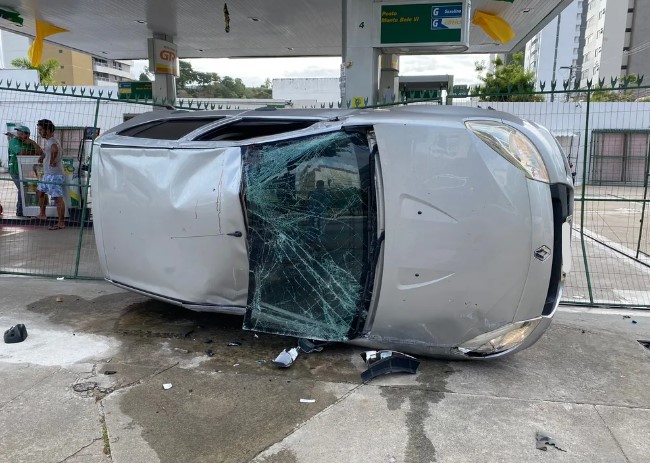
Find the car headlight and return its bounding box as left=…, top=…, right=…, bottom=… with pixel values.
left=465, top=121, right=550, bottom=183
left=457, top=318, right=542, bottom=356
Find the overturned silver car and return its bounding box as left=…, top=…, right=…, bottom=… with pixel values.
left=92, top=106, right=573, bottom=358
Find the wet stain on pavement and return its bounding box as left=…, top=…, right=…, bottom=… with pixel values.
left=380, top=361, right=455, bottom=463
left=118, top=369, right=338, bottom=463
left=255, top=448, right=299, bottom=463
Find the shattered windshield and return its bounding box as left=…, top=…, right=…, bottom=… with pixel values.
left=242, top=130, right=374, bottom=341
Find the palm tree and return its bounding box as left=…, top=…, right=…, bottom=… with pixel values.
left=11, top=57, right=60, bottom=85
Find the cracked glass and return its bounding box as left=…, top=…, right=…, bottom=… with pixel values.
left=242, top=130, right=374, bottom=341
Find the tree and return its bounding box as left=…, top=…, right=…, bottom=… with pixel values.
left=176, top=60, right=271, bottom=99
left=472, top=52, right=543, bottom=102
left=11, top=57, right=60, bottom=85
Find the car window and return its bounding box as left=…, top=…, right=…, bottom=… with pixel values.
left=194, top=119, right=318, bottom=141
left=118, top=118, right=224, bottom=139
left=242, top=130, right=374, bottom=340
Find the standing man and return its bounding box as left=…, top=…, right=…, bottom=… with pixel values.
left=8, top=126, right=40, bottom=217
left=36, top=119, right=66, bottom=230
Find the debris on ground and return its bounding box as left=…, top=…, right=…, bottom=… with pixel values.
left=73, top=382, right=98, bottom=393
left=173, top=348, right=190, bottom=354
left=300, top=398, right=316, bottom=403
left=233, top=363, right=240, bottom=367
left=255, top=360, right=266, bottom=365
left=55, top=297, right=63, bottom=303
left=227, top=341, right=242, bottom=346
left=632, top=320, right=638, bottom=324
left=56, top=277, right=65, bottom=281
left=162, top=383, right=173, bottom=390
left=203, top=339, right=213, bottom=344
left=205, top=349, right=214, bottom=357
left=103, top=370, right=117, bottom=375
left=298, top=338, right=328, bottom=353
left=272, top=347, right=299, bottom=368
left=4, top=324, right=28, bottom=344
left=535, top=432, right=566, bottom=452
left=360, top=350, right=420, bottom=383
left=623, top=315, right=631, bottom=319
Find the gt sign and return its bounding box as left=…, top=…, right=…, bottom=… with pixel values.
left=148, top=38, right=180, bottom=77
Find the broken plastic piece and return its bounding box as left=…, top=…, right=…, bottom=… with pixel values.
left=632, top=320, right=638, bottom=324
left=300, top=398, right=316, bottom=403
left=227, top=341, right=242, bottom=346
left=298, top=338, right=327, bottom=353
left=56, top=277, right=64, bottom=281
left=205, top=349, right=214, bottom=357
left=535, top=432, right=566, bottom=452
left=360, top=350, right=420, bottom=383
left=272, top=347, right=299, bottom=368
left=55, top=297, right=63, bottom=303
left=162, top=383, right=173, bottom=390
left=204, top=339, right=213, bottom=344
left=103, top=370, right=117, bottom=375
left=4, top=324, right=28, bottom=344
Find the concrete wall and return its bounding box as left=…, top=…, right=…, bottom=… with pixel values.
left=273, top=78, right=341, bottom=104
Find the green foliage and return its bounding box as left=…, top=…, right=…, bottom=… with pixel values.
left=472, top=52, right=543, bottom=102
left=11, top=57, right=60, bottom=85
left=177, top=60, right=271, bottom=99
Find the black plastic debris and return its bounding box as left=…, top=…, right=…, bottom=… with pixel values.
left=227, top=341, right=242, bottom=347
left=638, top=340, right=650, bottom=351
left=103, top=370, right=117, bottom=376
left=535, top=432, right=566, bottom=452
left=203, top=339, right=213, bottom=344
left=360, top=350, right=420, bottom=383
left=4, top=324, right=28, bottom=344
left=298, top=338, right=328, bottom=353
left=205, top=349, right=214, bottom=357
left=272, top=347, right=299, bottom=368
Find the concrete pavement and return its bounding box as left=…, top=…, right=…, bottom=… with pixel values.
left=0, top=275, right=649, bottom=463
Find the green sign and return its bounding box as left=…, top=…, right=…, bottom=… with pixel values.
left=452, top=84, right=469, bottom=95
left=118, top=82, right=153, bottom=100
left=380, top=3, right=462, bottom=45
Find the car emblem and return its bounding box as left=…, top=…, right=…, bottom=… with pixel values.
left=534, top=245, right=551, bottom=262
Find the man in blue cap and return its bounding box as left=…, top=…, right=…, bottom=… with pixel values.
left=7, top=125, right=40, bottom=217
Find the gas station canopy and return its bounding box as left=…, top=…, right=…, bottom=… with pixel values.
left=0, top=0, right=571, bottom=60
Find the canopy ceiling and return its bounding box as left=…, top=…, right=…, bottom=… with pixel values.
left=0, top=0, right=572, bottom=59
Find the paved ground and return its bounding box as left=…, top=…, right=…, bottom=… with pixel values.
left=1, top=276, right=649, bottom=463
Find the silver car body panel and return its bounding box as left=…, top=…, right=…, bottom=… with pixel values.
left=93, top=145, right=249, bottom=308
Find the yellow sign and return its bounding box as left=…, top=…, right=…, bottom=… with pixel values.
left=352, top=97, right=365, bottom=108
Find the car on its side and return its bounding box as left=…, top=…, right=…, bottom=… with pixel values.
left=92, top=105, right=573, bottom=358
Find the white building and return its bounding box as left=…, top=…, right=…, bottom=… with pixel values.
left=525, top=0, right=585, bottom=90
left=580, top=0, right=650, bottom=87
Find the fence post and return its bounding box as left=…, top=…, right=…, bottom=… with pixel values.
left=73, top=96, right=101, bottom=277
left=636, top=138, right=650, bottom=259
left=579, top=89, right=594, bottom=303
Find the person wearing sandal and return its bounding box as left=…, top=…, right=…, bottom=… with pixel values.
left=35, top=119, right=66, bottom=230
left=8, top=126, right=40, bottom=217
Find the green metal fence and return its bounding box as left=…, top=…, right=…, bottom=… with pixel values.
left=1, top=83, right=650, bottom=308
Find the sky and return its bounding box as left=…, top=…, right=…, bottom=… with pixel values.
left=132, top=53, right=489, bottom=87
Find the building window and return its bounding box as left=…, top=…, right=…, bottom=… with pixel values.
left=628, top=8, right=634, bottom=13
left=624, top=47, right=630, bottom=51
left=621, top=65, right=628, bottom=70
left=60, top=65, right=64, bottom=69
left=625, top=28, right=632, bottom=32
left=58, top=49, right=63, bottom=53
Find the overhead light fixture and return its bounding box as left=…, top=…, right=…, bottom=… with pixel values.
left=287, top=47, right=294, bottom=50
left=134, top=19, right=146, bottom=24
left=101, top=51, right=109, bottom=55
left=248, top=17, right=259, bottom=22
left=522, top=8, right=532, bottom=13
left=198, top=49, right=204, bottom=52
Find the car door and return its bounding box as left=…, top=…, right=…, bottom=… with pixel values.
left=241, top=129, right=377, bottom=341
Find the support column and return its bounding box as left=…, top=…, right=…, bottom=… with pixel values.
left=149, top=33, right=177, bottom=107
left=342, top=0, right=379, bottom=107
left=379, top=54, right=400, bottom=104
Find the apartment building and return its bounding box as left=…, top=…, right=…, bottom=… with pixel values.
left=0, top=30, right=134, bottom=85
left=524, top=0, right=585, bottom=90
left=580, top=0, right=650, bottom=86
